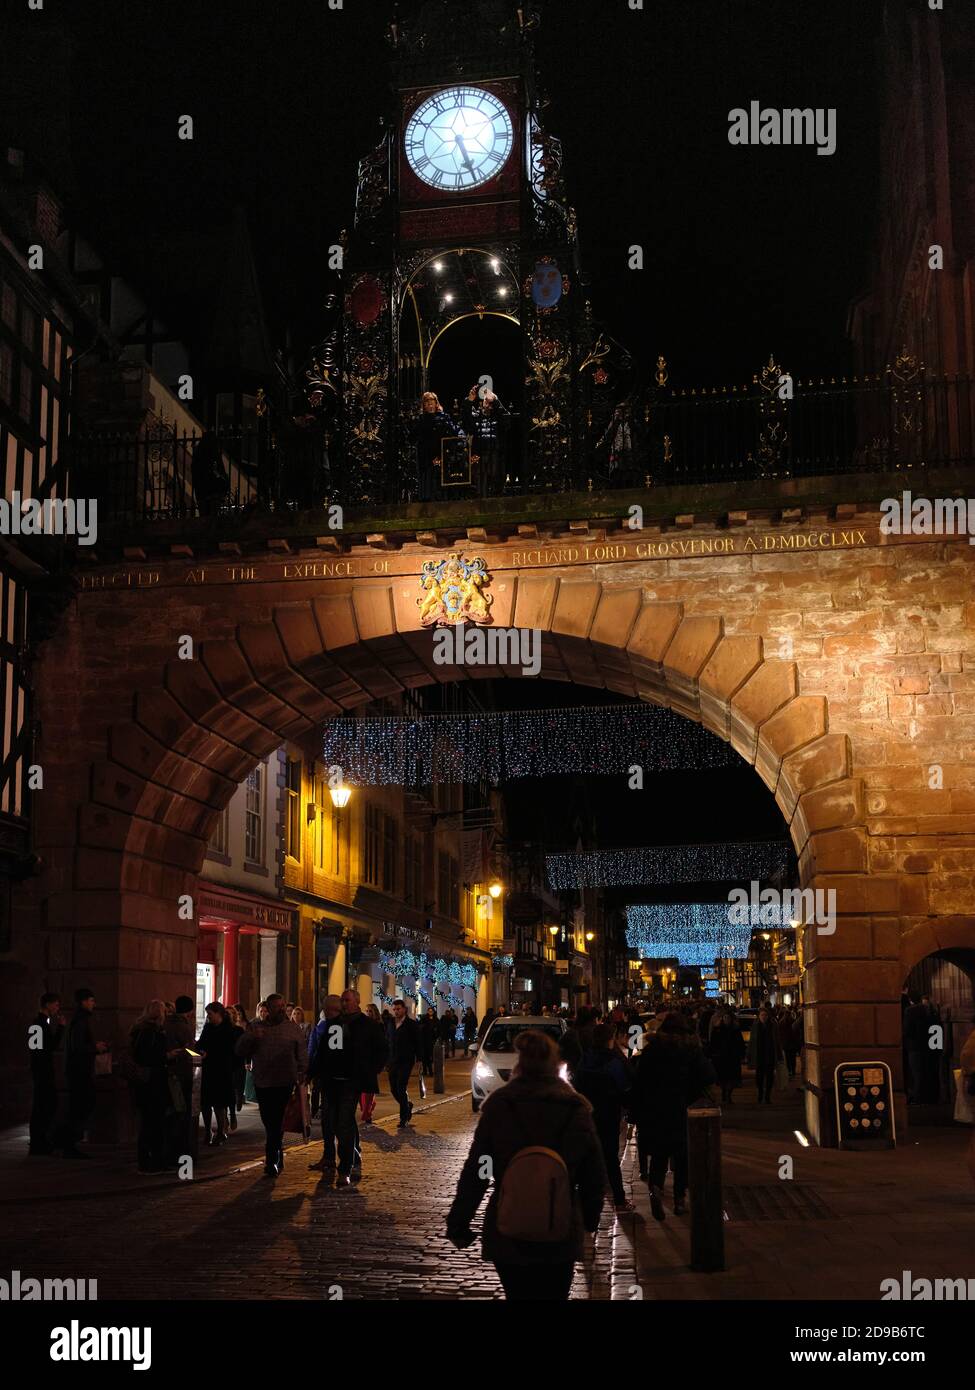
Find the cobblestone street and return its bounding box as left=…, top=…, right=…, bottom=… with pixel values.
left=2, top=1078, right=973, bottom=1302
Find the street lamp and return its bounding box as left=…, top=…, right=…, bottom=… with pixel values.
left=329, top=783, right=352, bottom=809
left=585, top=931, right=595, bottom=942
left=488, top=880, right=503, bottom=899
left=548, top=924, right=559, bottom=936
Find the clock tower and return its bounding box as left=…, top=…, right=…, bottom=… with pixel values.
left=314, top=0, right=628, bottom=502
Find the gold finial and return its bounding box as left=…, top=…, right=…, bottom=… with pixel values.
left=656, top=354, right=668, bottom=388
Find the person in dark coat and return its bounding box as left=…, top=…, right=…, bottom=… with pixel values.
left=197, top=1002, right=237, bottom=1145
left=708, top=1008, right=745, bottom=1104
left=477, top=1008, right=497, bottom=1044
left=575, top=1023, right=634, bottom=1212
left=447, top=1029, right=606, bottom=1301
left=228, top=1005, right=246, bottom=1126
left=410, top=392, right=465, bottom=501
left=420, top=1007, right=438, bottom=1077
left=307, top=994, right=348, bottom=1174
left=462, top=387, right=510, bottom=497
left=632, top=1012, right=716, bottom=1219
left=191, top=430, right=229, bottom=518
left=777, top=1006, right=802, bottom=1078
left=559, top=1005, right=596, bottom=1088
left=462, top=1007, right=478, bottom=1057
left=387, top=999, right=421, bottom=1128
left=28, top=992, right=63, bottom=1156
left=129, top=1000, right=172, bottom=1173
left=746, top=1005, right=783, bottom=1104
left=59, top=988, right=108, bottom=1159
left=163, top=994, right=196, bottom=1162
left=439, top=1006, right=458, bottom=1059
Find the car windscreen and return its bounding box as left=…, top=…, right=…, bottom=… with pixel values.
left=481, top=1023, right=563, bottom=1053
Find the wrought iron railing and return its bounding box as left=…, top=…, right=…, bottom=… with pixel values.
left=69, top=368, right=975, bottom=528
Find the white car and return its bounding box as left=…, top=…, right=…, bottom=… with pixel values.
left=471, top=1015, right=568, bottom=1111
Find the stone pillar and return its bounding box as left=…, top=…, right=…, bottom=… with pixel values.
left=328, top=943, right=346, bottom=997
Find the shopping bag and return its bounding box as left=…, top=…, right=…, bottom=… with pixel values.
left=283, top=1084, right=311, bottom=1140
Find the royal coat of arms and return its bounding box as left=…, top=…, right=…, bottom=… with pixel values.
left=417, top=553, right=493, bottom=627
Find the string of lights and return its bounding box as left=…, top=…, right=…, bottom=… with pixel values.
left=625, top=903, right=753, bottom=962
left=321, top=705, right=738, bottom=786
left=378, top=950, right=479, bottom=988
left=546, top=841, right=789, bottom=890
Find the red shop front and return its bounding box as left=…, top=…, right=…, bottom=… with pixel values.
left=196, top=882, right=296, bottom=1029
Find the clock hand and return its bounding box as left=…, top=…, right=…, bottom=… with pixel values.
left=455, top=134, right=476, bottom=174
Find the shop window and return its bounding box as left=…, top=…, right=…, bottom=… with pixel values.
left=314, top=776, right=326, bottom=869
left=0, top=343, right=12, bottom=406
left=438, top=851, right=460, bottom=920
left=364, top=803, right=382, bottom=887
left=284, top=757, right=302, bottom=861
left=382, top=813, right=397, bottom=893
left=405, top=836, right=424, bottom=908
left=18, top=363, right=33, bottom=423
left=1, top=283, right=15, bottom=330
left=208, top=805, right=229, bottom=857
left=244, top=762, right=265, bottom=866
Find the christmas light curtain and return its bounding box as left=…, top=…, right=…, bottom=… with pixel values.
left=546, top=841, right=789, bottom=889
left=625, top=902, right=753, bottom=963
left=321, top=705, right=738, bottom=785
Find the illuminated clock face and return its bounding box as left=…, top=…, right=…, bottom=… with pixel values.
left=404, top=86, right=514, bottom=192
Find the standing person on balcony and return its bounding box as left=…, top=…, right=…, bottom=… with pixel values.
left=191, top=430, right=229, bottom=518
left=410, top=392, right=464, bottom=502
left=463, top=385, right=509, bottom=497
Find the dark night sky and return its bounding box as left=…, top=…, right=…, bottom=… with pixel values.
left=9, top=0, right=882, bottom=384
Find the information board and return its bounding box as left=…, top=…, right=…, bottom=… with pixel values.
left=833, top=1060, right=896, bottom=1149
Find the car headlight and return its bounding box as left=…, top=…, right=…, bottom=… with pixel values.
left=474, top=1059, right=493, bottom=1080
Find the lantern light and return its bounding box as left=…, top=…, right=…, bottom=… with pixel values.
left=329, top=783, right=352, bottom=809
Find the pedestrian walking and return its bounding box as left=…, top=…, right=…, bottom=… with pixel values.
left=59, top=988, right=108, bottom=1159
left=163, top=994, right=197, bottom=1161
left=197, top=1002, right=237, bottom=1145
left=778, top=1006, right=802, bottom=1078
left=747, top=1005, right=783, bottom=1104
left=462, top=1007, right=478, bottom=1057
left=632, top=1012, right=715, bottom=1219
left=235, top=993, right=305, bottom=1178
left=575, top=1023, right=635, bottom=1213
left=420, top=1007, right=438, bottom=1077
left=707, top=1007, right=745, bottom=1105
left=307, top=995, right=349, bottom=1176
left=447, top=1030, right=606, bottom=1301
left=28, top=992, right=63, bottom=1156
left=228, top=1006, right=246, bottom=1127
left=387, top=999, right=421, bottom=1127
left=329, top=988, right=388, bottom=1183
left=560, top=1005, right=595, bottom=1088
left=129, top=1000, right=172, bottom=1174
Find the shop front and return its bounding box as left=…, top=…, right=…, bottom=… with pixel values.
left=196, top=882, right=296, bottom=1024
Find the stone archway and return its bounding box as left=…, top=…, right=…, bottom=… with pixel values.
left=22, top=570, right=899, bottom=1144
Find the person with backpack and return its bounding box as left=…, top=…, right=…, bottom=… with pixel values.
left=575, top=1022, right=635, bottom=1213
left=446, top=1029, right=607, bottom=1301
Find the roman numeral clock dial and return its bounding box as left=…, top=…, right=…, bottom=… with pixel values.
left=404, top=86, right=514, bottom=192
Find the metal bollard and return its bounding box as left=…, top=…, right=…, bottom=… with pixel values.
left=433, top=1039, right=445, bottom=1094
left=687, top=1105, right=724, bottom=1272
